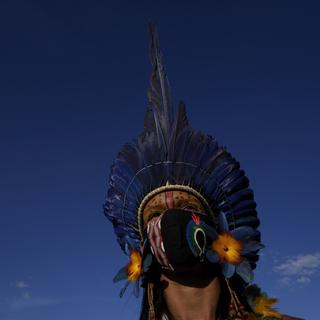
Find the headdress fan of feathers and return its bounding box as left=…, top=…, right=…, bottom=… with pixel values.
left=104, top=23, right=261, bottom=271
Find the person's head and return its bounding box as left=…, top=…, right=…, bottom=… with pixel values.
left=139, top=189, right=251, bottom=319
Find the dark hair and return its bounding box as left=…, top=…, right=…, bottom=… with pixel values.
left=139, top=264, right=165, bottom=320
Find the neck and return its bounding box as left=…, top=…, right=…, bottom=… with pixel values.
left=161, top=272, right=220, bottom=320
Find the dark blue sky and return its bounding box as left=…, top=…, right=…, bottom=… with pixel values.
left=1, top=1, right=319, bottom=319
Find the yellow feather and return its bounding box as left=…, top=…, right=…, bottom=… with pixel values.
left=127, top=251, right=142, bottom=281
left=255, top=296, right=282, bottom=319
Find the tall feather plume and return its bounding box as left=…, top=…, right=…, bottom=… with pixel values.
left=144, top=23, right=175, bottom=157
left=169, top=100, right=190, bottom=160
left=105, top=24, right=261, bottom=273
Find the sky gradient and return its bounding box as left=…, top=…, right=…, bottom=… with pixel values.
left=1, top=0, right=319, bottom=319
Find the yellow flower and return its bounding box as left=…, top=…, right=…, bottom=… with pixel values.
left=211, top=232, right=243, bottom=264
left=127, top=251, right=142, bottom=281
left=255, top=296, right=282, bottom=319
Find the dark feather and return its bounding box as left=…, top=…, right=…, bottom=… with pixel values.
left=113, top=266, right=128, bottom=283
left=169, top=101, right=189, bottom=159
left=236, top=260, right=254, bottom=283
left=147, top=23, right=174, bottom=152
left=119, top=281, right=130, bottom=298
left=223, top=263, right=236, bottom=278
left=142, top=253, right=153, bottom=272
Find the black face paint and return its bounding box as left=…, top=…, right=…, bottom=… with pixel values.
left=147, top=208, right=217, bottom=274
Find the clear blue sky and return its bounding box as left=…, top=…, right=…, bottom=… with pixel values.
left=1, top=0, right=319, bottom=319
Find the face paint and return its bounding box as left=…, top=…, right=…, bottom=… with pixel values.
left=142, top=190, right=206, bottom=228
left=146, top=208, right=216, bottom=273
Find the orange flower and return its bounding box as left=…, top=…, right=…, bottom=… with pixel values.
left=211, top=232, right=243, bottom=264
left=127, top=251, right=142, bottom=281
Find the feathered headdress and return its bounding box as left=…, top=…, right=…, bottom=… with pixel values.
left=104, top=23, right=260, bottom=286
left=104, top=22, right=260, bottom=262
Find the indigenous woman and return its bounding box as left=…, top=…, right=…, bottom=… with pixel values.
left=104, top=24, right=303, bottom=320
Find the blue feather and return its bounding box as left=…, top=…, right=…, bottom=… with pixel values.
left=231, top=226, right=256, bottom=240
left=223, top=173, right=249, bottom=194
left=202, top=222, right=218, bottom=239
left=119, top=281, right=130, bottom=298
left=219, top=211, right=229, bottom=232
left=236, top=260, right=254, bottom=283
left=133, top=279, right=140, bottom=298
left=113, top=266, right=127, bottom=283
left=242, top=241, right=264, bottom=255
left=206, top=250, right=219, bottom=263
left=214, top=161, right=239, bottom=185
left=233, top=216, right=260, bottom=228
left=222, top=263, right=236, bottom=278
left=143, top=253, right=153, bottom=272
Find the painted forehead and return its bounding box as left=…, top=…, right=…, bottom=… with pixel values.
left=142, top=190, right=206, bottom=227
